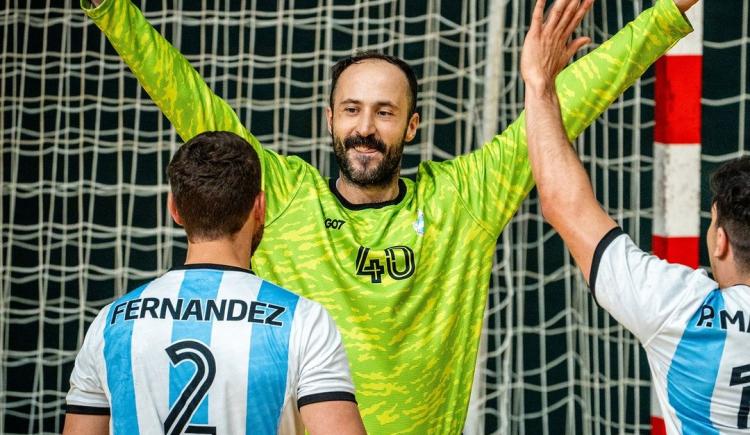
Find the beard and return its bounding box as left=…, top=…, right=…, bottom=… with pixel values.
left=332, top=132, right=404, bottom=188
left=250, top=223, right=264, bottom=257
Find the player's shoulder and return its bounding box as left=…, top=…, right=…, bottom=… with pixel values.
left=256, top=277, right=337, bottom=324
left=415, top=156, right=448, bottom=179
left=717, top=283, right=750, bottom=309
left=254, top=277, right=321, bottom=314
left=95, top=278, right=157, bottom=325
left=264, top=149, right=320, bottom=181
left=593, top=228, right=717, bottom=292
left=413, top=157, right=462, bottom=197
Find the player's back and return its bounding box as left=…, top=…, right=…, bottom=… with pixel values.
left=66, top=264, right=356, bottom=434
left=650, top=283, right=750, bottom=435
left=593, top=230, right=750, bottom=434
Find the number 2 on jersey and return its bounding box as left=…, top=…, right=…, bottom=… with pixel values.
left=164, top=340, right=217, bottom=435
left=731, top=363, right=750, bottom=429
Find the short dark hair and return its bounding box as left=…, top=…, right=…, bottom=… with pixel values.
left=710, top=156, right=750, bottom=272
left=330, top=50, right=419, bottom=116
left=167, top=131, right=261, bottom=241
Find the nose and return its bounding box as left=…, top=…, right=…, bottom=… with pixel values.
left=354, top=109, right=376, bottom=137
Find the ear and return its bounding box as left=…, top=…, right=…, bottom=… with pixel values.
left=326, top=106, right=333, bottom=135
left=167, top=192, right=183, bottom=226
left=404, top=112, right=420, bottom=142
left=253, top=191, right=266, bottom=227
left=713, top=226, right=729, bottom=259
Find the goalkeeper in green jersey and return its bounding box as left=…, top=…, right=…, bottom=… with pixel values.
left=82, top=0, right=699, bottom=432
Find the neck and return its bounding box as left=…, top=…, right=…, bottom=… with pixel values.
left=711, top=256, right=750, bottom=288
left=716, top=270, right=750, bottom=289
left=336, top=174, right=400, bottom=204
left=184, top=236, right=251, bottom=270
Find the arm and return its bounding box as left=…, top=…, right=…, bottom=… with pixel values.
left=521, top=0, right=716, bottom=344
left=301, top=401, right=367, bottom=435
left=82, top=0, right=307, bottom=219
left=295, top=302, right=366, bottom=434
left=521, top=0, right=616, bottom=283
left=435, top=0, right=696, bottom=236
left=64, top=311, right=111, bottom=435
left=62, top=414, right=109, bottom=435
left=82, top=0, right=252, bottom=144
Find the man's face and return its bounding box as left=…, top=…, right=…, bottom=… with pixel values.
left=327, top=59, right=419, bottom=187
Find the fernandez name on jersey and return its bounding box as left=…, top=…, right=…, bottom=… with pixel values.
left=108, top=296, right=287, bottom=326
left=66, top=264, right=356, bottom=435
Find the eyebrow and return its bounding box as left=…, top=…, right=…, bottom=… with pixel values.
left=339, top=98, right=399, bottom=109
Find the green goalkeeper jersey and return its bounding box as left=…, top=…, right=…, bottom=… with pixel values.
left=83, top=1, right=692, bottom=432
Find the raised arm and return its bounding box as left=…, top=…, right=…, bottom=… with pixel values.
left=522, top=0, right=719, bottom=347
left=537, top=0, right=696, bottom=141
left=436, top=0, right=696, bottom=237
left=521, top=0, right=617, bottom=282
left=83, top=0, right=253, bottom=145
left=83, top=0, right=309, bottom=219
left=521, top=0, right=699, bottom=282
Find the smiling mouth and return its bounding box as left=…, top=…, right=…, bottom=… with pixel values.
left=350, top=146, right=381, bottom=154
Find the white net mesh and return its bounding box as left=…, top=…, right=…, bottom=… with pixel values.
left=1, top=0, right=746, bottom=433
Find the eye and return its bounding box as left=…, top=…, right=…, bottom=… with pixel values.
left=344, top=106, right=358, bottom=114
left=378, top=110, right=394, bottom=117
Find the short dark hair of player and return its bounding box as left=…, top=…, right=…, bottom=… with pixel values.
left=710, top=156, right=750, bottom=272
left=330, top=50, right=419, bottom=116
left=167, top=131, right=261, bottom=241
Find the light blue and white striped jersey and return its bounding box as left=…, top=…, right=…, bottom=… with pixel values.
left=66, top=264, right=356, bottom=435
left=592, top=229, right=750, bottom=435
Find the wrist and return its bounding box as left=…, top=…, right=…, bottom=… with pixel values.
left=524, top=79, right=557, bottom=100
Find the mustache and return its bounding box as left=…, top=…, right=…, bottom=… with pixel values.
left=343, top=135, right=386, bottom=153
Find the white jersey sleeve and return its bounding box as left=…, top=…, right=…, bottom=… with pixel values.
left=292, top=299, right=356, bottom=408
left=592, top=229, right=750, bottom=434
left=66, top=308, right=110, bottom=414
left=590, top=228, right=716, bottom=344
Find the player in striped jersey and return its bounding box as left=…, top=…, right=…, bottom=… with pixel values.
left=81, top=0, right=699, bottom=431
left=522, top=2, right=750, bottom=432
left=63, top=132, right=366, bottom=435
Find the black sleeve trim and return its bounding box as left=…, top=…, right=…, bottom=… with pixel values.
left=298, top=391, right=357, bottom=409
left=65, top=404, right=111, bottom=415
left=589, top=227, right=625, bottom=303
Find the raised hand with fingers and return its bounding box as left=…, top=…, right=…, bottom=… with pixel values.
left=520, top=0, right=594, bottom=92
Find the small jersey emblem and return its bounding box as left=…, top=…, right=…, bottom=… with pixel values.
left=413, top=210, right=425, bottom=235
left=325, top=218, right=346, bottom=229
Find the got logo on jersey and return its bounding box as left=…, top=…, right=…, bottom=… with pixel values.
left=324, top=217, right=346, bottom=229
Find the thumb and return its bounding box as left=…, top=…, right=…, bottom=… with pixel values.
left=566, top=36, right=592, bottom=60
